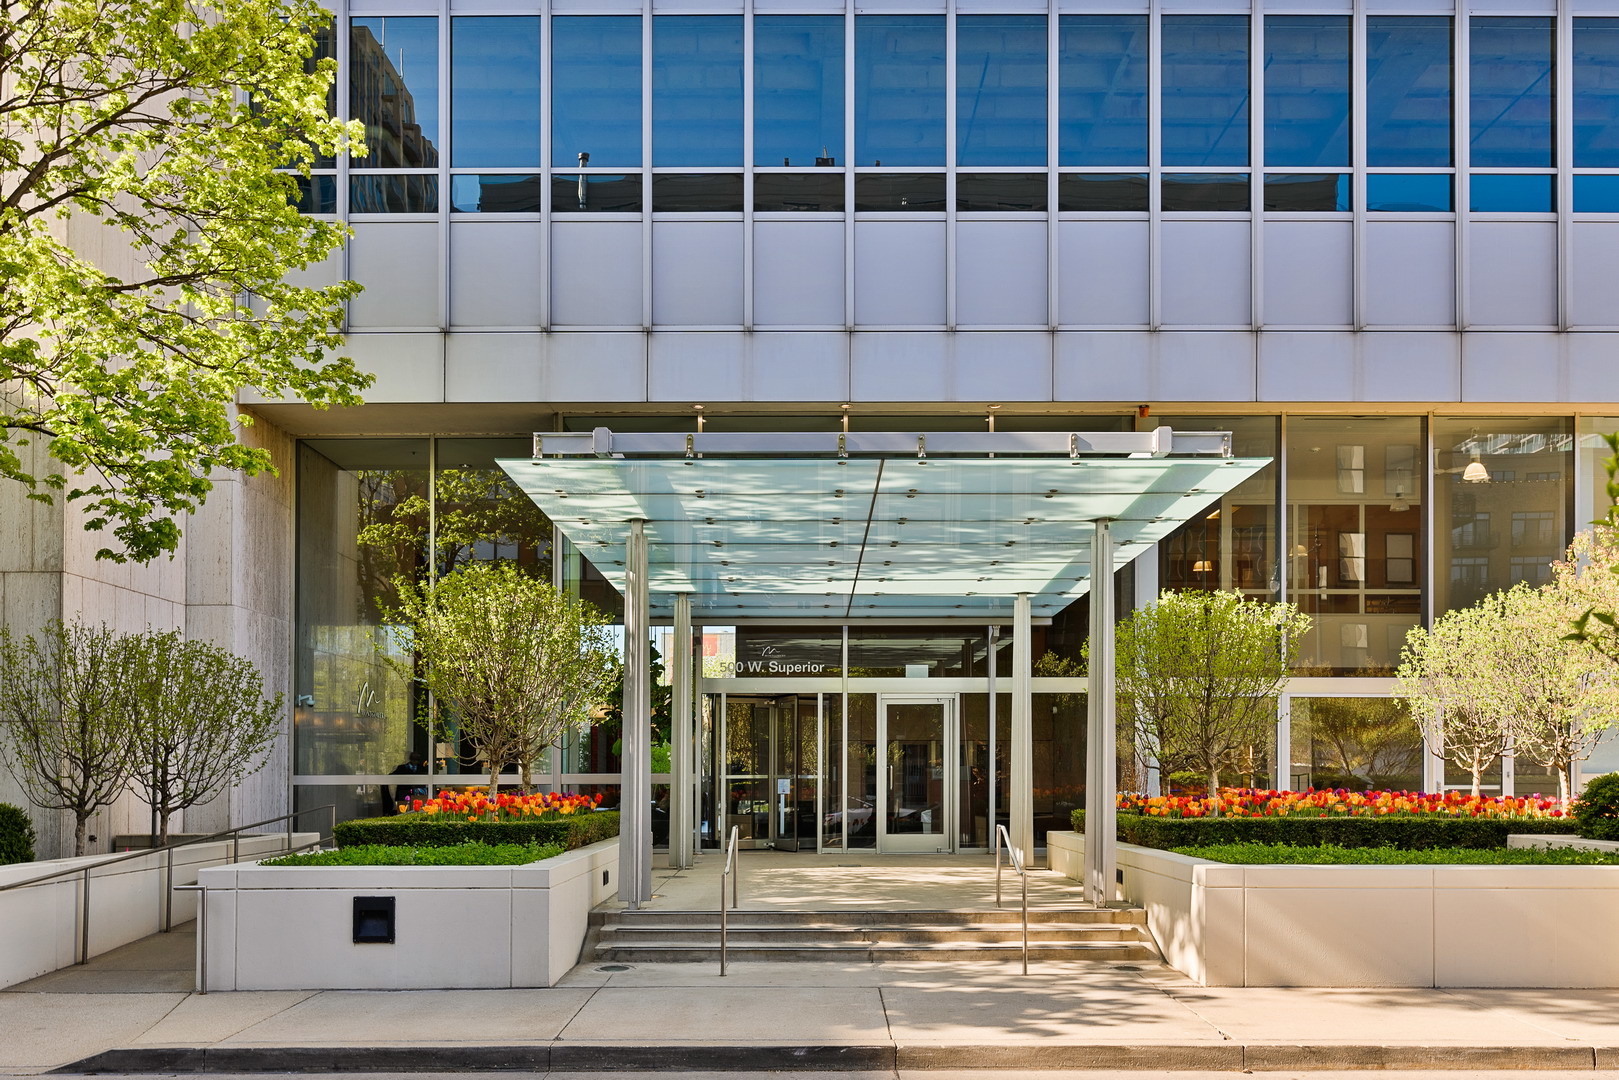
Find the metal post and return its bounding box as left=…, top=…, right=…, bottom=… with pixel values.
left=197, top=886, right=208, bottom=994
left=1010, top=593, right=1034, bottom=860
left=79, top=867, right=90, bottom=965
left=672, top=593, right=694, bottom=869
left=619, top=518, right=653, bottom=907
left=987, top=625, right=998, bottom=850
left=1085, top=519, right=1118, bottom=906
left=164, top=847, right=174, bottom=932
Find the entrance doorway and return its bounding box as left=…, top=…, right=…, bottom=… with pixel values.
left=722, top=696, right=818, bottom=850
left=877, top=696, right=956, bottom=853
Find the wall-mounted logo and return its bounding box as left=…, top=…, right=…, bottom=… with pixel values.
left=719, top=641, right=828, bottom=676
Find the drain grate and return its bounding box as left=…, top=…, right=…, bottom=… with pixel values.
left=597, top=964, right=631, bottom=972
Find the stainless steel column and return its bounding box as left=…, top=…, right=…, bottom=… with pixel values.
left=620, top=518, right=653, bottom=906
left=1010, top=593, right=1033, bottom=860
left=671, top=592, right=694, bottom=869
left=1085, top=519, right=1117, bottom=905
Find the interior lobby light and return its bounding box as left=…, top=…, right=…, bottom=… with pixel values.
left=1462, top=454, right=1489, bottom=483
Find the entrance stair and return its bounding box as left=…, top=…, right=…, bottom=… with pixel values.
left=587, top=906, right=1161, bottom=963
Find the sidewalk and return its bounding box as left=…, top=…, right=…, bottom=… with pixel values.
left=4, top=926, right=1619, bottom=1075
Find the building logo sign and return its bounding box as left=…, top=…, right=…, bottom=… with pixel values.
left=719, top=643, right=828, bottom=676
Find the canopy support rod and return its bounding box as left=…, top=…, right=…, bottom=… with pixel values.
left=1085, top=519, right=1118, bottom=906
left=620, top=518, right=653, bottom=907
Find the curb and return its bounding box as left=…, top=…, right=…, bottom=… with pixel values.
left=55, top=1042, right=1610, bottom=1073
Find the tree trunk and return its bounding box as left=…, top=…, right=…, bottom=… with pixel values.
left=1558, top=761, right=1572, bottom=803
left=1208, top=769, right=1221, bottom=815
left=73, top=813, right=90, bottom=858
left=519, top=757, right=533, bottom=795
left=1470, top=762, right=1483, bottom=798
left=158, top=808, right=173, bottom=847
left=488, top=761, right=500, bottom=800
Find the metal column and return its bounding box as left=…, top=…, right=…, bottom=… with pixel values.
left=671, top=593, right=694, bottom=869
left=619, top=518, right=653, bottom=906
left=1085, top=520, right=1117, bottom=905
left=1010, top=593, right=1034, bottom=861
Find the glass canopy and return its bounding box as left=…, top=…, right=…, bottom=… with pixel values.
left=500, top=433, right=1268, bottom=620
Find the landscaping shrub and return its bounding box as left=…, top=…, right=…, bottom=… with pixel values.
left=0, top=803, right=36, bottom=865
left=334, top=810, right=619, bottom=851
left=1571, top=773, right=1619, bottom=841
left=1072, top=809, right=1577, bottom=850
left=1172, top=842, right=1619, bottom=865
left=261, top=841, right=564, bottom=867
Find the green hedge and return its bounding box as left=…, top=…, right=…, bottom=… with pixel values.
left=262, top=841, right=565, bottom=867
left=1070, top=809, right=1578, bottom=850
left=1172, top=842, right=1619, bottom=865
left=0, top=803, right=36, bottom=865
left=333, top=811, right=619, bottom=851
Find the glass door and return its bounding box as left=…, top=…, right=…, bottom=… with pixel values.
left=877, top=695, right=956, bottom=854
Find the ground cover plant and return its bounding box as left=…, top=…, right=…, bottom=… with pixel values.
left=260, top=841, right=563, bottom=867
left=1171, top=842, right=1619, bottom=865
left=334, top=791, right=619, bottom=849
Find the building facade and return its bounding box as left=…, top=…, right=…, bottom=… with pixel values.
left=9, top=0, right=1619, bottom=858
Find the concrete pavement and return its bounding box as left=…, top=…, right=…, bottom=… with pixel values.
left=6, top=927, right=1619, bottom=1075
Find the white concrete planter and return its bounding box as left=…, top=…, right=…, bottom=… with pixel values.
left=0, top=833, right=321, bottom=989
left=195, top=837, right=619, bottom=991
left=1049, top=829, right=1619, bottom=988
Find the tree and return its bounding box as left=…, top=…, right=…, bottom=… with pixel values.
left=0, top=0, right=370, bottom=563
left=0, top=622, right=137, bottom=855
left=1396, top=583, right=1619, bottom=798
left=1568, top=431, right=1619, bottom=662
left=1295, top=696, right=1423, bottom=791
left=387, top=562, right=620, bottom=795
left=123, top=630, right=284, bottom=844
left=1103, top=591, right=1311, bottom=801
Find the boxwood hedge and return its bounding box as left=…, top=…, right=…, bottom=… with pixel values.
left=333, top=810, right=619, bottom=851
left=0, top=803, right=36, bottom=865
left=1069, top=809, right=1578, bottom=850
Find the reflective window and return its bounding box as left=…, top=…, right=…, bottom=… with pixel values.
left=1162, top=173, right=1249, bottom=211
left=1574, top=173, right=1619, bottom=211
left=1366, top=173, right=1452, bottom=211
left=853, top=174, right=945, bottom=211
left=1290, top=698, right=1423, bottom=792
left=350, top=175, right=438, bottom=213
left=351, top=17, right=440, bottom=169
left=855, top=16, right=946, bottom=167
left=1287, top=417, right=1424, bottom=675
left=1470, top=173, right=1554, bottom=212
left=1576, top=20, right=1619, bottom=167
left=451, top=17, right=539, bottom=168
left=755, top=17, right=844, bottom=168
left=1432, top=419, right=1571, bottom=617
left=654, top=16, right=743, bottom=167
left=307, top=23, right=338, bottom=170
left=957, top=173, right=1046, bottom=211
left=651, top=174, right=744, bottom=212
left=1265, top=16, right=1351, bottom=168
left=552, top=175, right=642, bottom=213
left=1059, top=16, right=1148, bottom=167
left=1157, top=415, right=1279, bottom=600
left=1265, top=173, right=1350, bottom=212
left=1058, top=173, right=1147, bottom=211
left=293, top=175, right=337, bottom=214
left=957, top=16, right=1047, bottom=167
left=755, top=174, right=844, bottom=212
left=552, top=16, right=641, bottom=168
left=450, top=175, right=541, bottom=213
left=1367, top=17, right=1453, bottom=167
left=1471, top=18, right=1554, bottom=168
left=1161, top=17, right=1249, bottom=167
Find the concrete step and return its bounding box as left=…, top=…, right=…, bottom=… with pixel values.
left=597, top=924, right=1152, bottom=945
left=593, top=907, right=1143, bottom=928
left=594, top=940, right=1162, bottom=963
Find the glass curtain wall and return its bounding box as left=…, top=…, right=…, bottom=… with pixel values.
left=1158, top=417, right=1280, bottom=598
left=1470, top=17, right=1555, bottom=211
left=1366, top=16, right=1454, bottom=211
left=1264, top=16, right=1351, bottom=211
left=350, top=16, right=440, bottom=212
left=1289, top=697, right=1424, bottom=792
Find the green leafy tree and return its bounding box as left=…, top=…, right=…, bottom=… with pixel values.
left=1399, top=583, right=1619, bottom=798
left=124, top=631, right=284, bottom=844
left=1568, top=431, right=1619, bottom=661
left=0, top=622, right=138, bottom=855
left=0, top=0, right=369, bottom=562
left=386, top=562, right=620, bottom=795
left=1102, top=591, right=1310, bottom=801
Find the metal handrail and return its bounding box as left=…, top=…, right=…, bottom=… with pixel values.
left=994, top=824, right=1030, bottom=976
left=0, top=804, right=335, bottom=965
left=718, top=825, right=740, bottom=976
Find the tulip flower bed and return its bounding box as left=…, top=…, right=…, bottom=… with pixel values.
left=333, top=791, right=619, bottom=851
left=1071, top=789, right=1578, bottom=851
left=1170, top=842, right=1619, bottom=865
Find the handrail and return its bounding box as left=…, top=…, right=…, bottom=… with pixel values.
left=0, top=804, right=335, bottom=965
left=995, top=824, right=1030, bottom=976
left=718, top=825, right=740, bottom=976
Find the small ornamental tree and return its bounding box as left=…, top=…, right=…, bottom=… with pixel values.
left=0, top=623, right=138, bottom=855
left=387, top=561, right=620, bottom=796
left=1102, top=591, right=1311, bottom=802
left=124, top=631, right=285, bottom=844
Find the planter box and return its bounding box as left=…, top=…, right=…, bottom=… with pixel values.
left=195, top=838, right=618, bottom=990
left=0, top=833, right=321, bottom=989
left=1049, top=829, right=1619, bottom=988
